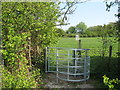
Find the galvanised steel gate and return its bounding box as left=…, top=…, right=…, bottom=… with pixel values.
left=45, top=47, right=90, bottom=82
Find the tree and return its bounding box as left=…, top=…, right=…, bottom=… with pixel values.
left=105, top=0, right=120, bottom=56
left=76, top=22, right=87, bottom=34
left=66, top=26, right=76, bottom=34
left=86, top=25, right=103, bottom=37
left=56, top=28, right=66, bottom=37
left=105, top=22, right=117, bottom=37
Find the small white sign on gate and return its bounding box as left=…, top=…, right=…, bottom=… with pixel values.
left=76, top=35, right=79, bottom=40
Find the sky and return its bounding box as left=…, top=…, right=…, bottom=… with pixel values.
left=59, top=0, right=118, bottom=31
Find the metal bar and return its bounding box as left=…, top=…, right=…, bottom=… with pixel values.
left=48, top=47, right=50, bottom=72
left=74, top=55, right=77, bottom=77
left=88, top=56, right=90, bottom=78
left=67, top=50, right=70, bottom=81
left=47, top=71, right=56, bottom=73
left=45, top=47, right=48, bottom=73
left=74, top=49, right=77, bottom=77
left=57, top=66, right=83, bottom=68
left=56, top=48, right=59, bottom=83
left=84, top=50, right=87, bottom=80
left=58, top=71, right=85, bottom=75
left=48, top=47, right=90, bottom=51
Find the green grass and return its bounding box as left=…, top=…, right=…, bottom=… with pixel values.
left=57, top=37, right=102, bottom=49
left=54, top=37, right=117, bottom=49
left=51, top=37, right=118, bottom=57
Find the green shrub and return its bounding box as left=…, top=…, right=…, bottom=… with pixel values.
left=103, top=75, right=120, bottom=89
left=2, top=65, right=42, bottom=88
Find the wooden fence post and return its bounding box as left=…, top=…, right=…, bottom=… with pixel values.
left=108, top=45, right=112, bottom=72
left=72, top=50, right=75, bottom=66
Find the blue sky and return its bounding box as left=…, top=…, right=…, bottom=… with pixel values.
left=59, top=1, right=118, bottom=31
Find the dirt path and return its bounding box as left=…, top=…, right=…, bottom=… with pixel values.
left=43, top=73, right=95, bottom=88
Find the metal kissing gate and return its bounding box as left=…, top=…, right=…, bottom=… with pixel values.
left=45, top=47, right=90, bottom=82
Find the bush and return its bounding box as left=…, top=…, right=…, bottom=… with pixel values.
left=103, top=75, right=120, bottom=89
left=2, top=65, right=42, bottom=88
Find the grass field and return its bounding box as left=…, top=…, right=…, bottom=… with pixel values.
left=51, top=37, right=118, bottom=57
left=55, top=37, right=101, bottom=49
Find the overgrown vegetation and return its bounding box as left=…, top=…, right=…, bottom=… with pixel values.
left=2, top=2, right=60, bottom=88
left=103, top=75, right=120, bottom=89
left=1, top=2, right=81, bottom=88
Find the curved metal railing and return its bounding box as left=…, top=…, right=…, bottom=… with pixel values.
left=45, top=47, right=90, bottom=82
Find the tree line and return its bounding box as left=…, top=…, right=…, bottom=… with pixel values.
left=57, top=21, right=117, bottom=37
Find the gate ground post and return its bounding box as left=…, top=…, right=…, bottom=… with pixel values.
left=45, top=47, right=48, bottom=74
left=56, top=49, right=59, bottom=84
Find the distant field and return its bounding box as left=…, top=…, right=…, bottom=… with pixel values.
left=51, top=37, right=118, bottom=57
left=55, top=37, right=101, bottom=49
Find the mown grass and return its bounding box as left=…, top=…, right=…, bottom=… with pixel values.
left=55, top=37, right=101, bottom=49
left=52, top=37, right=118, bottom=57
left=54, top=37, right=118, bottom=49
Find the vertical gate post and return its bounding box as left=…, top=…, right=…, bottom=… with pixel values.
left=72, top=49, right=76, bottom=77
left=56, top=49, right=59, bottom=83
left=72, top=49, right=75, bottom=66
left=84, top=50, right=87, bottom=83
left=45, top=47, right=48, bottom=73
left=67, top=50, right=70, bottom=81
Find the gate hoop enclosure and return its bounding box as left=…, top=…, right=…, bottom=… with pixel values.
left=45, top=47, right=90, bottom=82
